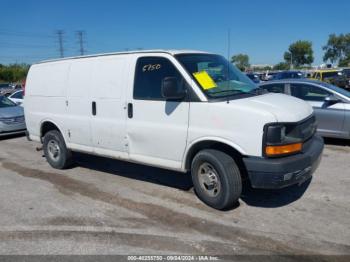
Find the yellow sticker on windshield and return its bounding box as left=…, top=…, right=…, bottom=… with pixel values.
left=193, top=71, right=217, bottom=90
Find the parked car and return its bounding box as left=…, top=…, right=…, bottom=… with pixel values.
left=273, top=71, right=304, bottom=80
left=8, top=90, right=24, bottom=106
left=245, top=73, right=260, bottom=83
left=0, top=83, right=13, bottom=96
left=309, top=69, right=348, bottom=89
left=261, top=71, right=278, bottom=81
left=260, top=79, right=350, bottom=139
left=341, top=68, right=350, bottom=89
left=25, top=50, right=323, bottom=210
left=0, top=96, right=26, bottom=136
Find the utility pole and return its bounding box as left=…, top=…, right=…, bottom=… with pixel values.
left=76, top=30, right=86, bottom=56
left=227, top=29, right=231, bottom=86
left=55, top=30, right=65, bottom=58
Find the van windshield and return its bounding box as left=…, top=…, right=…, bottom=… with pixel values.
left=176, top=54, right=257, bottom=99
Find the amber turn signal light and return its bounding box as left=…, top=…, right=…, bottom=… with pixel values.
left=265, top=143, right=302, bottom=156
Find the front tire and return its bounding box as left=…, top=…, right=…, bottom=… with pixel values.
left=191, top=149, right=242, bottom=210
left=43, top=130, right=73, bottom=169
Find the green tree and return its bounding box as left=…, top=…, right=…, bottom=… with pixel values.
left=284, top=40, right=314, bottom=68
left=231, top=53, right=250, bottom=71
left=323, top=33, right=350, bottom=67
left=273, top=62, right=290, bottom=70
left=0, top=64, right=29, bottom=82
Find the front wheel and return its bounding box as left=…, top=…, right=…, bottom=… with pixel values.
left=43, top=130, right=73, bottom=169
left=191, top=149, right=242, bottom=210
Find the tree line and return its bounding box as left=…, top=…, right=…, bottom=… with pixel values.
left=231, top=33, right=350, bottom=71
left=0, top=64, right=30, bottom=83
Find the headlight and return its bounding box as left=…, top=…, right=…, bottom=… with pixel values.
left=263, top=117, right=316, bottom=157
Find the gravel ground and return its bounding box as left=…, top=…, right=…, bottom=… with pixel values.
left=0, top=135, right=349, bottom=257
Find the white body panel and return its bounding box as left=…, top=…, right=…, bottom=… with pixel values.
left=24, top=50, right=313, bottom=172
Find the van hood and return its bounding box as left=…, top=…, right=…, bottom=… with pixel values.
left=230, top=93, right=313, bottom=122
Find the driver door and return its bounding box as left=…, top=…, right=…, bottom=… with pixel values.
left=126, top=56, right=190, bottom=170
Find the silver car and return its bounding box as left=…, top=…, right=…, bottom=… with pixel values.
left=0, top=96, right=26, bottom=137
left=260, top=79, right=350, bottom=139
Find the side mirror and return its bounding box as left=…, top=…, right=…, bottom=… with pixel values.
left=161, top=77, right=186, bottom=100
left=322, top=94, right=340, bottom=108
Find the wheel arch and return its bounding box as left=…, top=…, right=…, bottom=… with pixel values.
left=40, top=120, right=66, bottom=143
left=183, top=138, right=248, bottom=178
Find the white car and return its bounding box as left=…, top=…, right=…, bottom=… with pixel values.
left=8, top=90, right=24, bottom=106
left=24, top=50, right=323, bottom=210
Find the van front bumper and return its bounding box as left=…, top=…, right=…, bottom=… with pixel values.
left=243, top=135, right=324, bottom=189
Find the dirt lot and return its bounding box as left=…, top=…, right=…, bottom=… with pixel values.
left=0, top=135, right=349, bottom=256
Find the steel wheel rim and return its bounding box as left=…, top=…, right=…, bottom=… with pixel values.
left=47, top=140, right=61, bottom=161
left=197, top=162, right=221, bottom=197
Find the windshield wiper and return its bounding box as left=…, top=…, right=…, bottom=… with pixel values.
left=248, top=87, right=267, bottom=95
left=209, top=90, right=241, bottom=95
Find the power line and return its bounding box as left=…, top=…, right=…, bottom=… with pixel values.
left=55, top=30, right=65, bottom=58
left=76, top=30, right=86, bottom=56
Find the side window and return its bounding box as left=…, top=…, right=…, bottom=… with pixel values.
left=262, top=84, right=285, bottom=94
left=134, top=57, right=185, bottom=100
left=11, top=91, right=23, bottom=99
left=290, top=84, right=331, bottom=102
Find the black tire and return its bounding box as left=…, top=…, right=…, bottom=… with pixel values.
left=43, top=130, right=73, bottom=169
left=191, top=149, right=242, bottom=210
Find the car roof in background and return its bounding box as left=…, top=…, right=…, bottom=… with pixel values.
left=259, top=79, right=321, bottom=85
left=259, top=79, right=350, bottom=98
left=278, top=70, right=302, bottom=73
left=314, top=69, right=342, bottom=72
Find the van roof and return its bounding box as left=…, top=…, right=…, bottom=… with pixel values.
left=36, top=49, right=210, bottom=64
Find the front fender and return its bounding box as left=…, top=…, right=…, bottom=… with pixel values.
left=181, top=136, right=247, bottom=170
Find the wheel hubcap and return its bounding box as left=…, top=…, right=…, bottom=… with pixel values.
left=47, top=140, right=60, bottom=161
left=198, top=163, right=221, bottom=197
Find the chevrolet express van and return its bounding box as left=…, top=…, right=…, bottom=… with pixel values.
left=24, top=50, right=324, bottom=210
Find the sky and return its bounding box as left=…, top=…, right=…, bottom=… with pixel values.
left=0, top=0, right=349, bottom=65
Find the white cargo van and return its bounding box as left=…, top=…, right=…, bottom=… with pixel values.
left=24, top=50, right=323, bottom=209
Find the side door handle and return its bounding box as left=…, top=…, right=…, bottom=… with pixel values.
left=128, top=103, right=133, bottom=118
left=92, top=101, right=97, bottom=116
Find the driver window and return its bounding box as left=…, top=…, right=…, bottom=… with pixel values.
left=134, top=57, right=185, bottom=100
left=290, top=84, right=331, bottom=102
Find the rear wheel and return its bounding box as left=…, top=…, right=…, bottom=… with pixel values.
left=191, top=149, right=242, bottom=210
left=43, top=130, right=73, bottom=169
